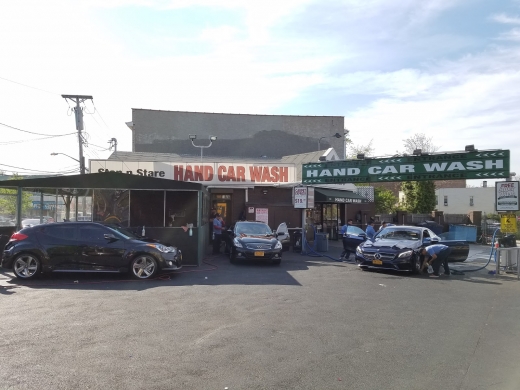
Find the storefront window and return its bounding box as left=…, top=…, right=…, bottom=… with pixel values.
left=130, top=190, right=164, bottom=227
left=93, top=189, right=129, bottom=226
left=165, top=191, right=198, bottom=228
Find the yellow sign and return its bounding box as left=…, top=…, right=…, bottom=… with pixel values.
left=500, top=214, right=517, bottom=233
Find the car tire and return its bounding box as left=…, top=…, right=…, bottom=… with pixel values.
left=13, top=253, right=41, bottom=279
left=229, top=249, right=236, bottom=264
left=411, top=255, right=421, bottom=275
left=131, top=255, right=158, bottom=279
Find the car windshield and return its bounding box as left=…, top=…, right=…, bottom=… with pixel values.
left=376, top=228, right=420, bottom=241
left=236, top=222, right=273, bottom=236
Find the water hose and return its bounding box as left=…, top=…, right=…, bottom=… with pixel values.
left=449, top=228, right=501, bottom=276
left=300, top=225, right=356, bottom=263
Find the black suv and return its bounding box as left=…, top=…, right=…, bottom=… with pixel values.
left=1, top=222, right=182, bottom=280
left=228, top=221, right=288, bottom=265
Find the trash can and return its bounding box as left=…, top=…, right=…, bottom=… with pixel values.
left=315, top=232, right=329, bottom=252
left=290, top=229, right=302, bottom=252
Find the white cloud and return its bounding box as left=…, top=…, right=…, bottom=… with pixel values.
left=492, top=13, right=520, bottom=24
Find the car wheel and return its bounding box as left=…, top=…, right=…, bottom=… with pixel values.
left=131, top=255, right=158, bottom=279
left=411, top=255, right=421, bottom=275
left=229, top=248, right=236, bottom=263
left=13, top=253, right=41, bottom=279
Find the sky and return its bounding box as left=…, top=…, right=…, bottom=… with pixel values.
left=0, top=0, right=519, bottom=184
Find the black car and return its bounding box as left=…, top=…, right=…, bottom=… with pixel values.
left=228, top=221, right=288, bottom=264
left=1, top=222, right=182, bottom=280
left=355, top=225, right=469, bottom=273
left=342, top=225, right=369, bottom=254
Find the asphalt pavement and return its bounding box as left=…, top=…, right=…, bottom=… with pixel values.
left=1, top=243, right=520, bottom=390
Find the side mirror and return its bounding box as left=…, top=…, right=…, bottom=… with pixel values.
left=104, top=233, right=118, bottom=241
left=431, top=238, right=439, bottom=244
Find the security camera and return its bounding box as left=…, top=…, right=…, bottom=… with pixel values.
left=189, top=135, right=197, bottom=140
left=210, top=136, right=217, bottom=141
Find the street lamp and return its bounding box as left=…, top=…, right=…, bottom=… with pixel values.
left=50, top=153, right=89, bottom=173
left=318, top=132, right=342, bottom=151
left=189, top=135, right=217, bottom=162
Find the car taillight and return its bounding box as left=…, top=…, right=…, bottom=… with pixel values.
left=10, top=232, right=28, bottom=241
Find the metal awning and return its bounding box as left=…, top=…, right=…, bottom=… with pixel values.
left=314, top=188, right=368, bottom=203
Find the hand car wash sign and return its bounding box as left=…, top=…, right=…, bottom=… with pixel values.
left=302, top=150, right=510, bottom=184
left=91, top=161, right=295, bottom=184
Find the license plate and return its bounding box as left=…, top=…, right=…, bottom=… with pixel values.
left=254, top=251, right=264, bottom=257
left=372, top=259, right=383, bottom=265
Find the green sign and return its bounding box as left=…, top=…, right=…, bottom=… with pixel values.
left=302, top=150, right=510, bottom=184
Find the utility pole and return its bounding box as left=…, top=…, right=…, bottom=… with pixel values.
left=108, top=138, right=118, bottom=152
left=61, top=95, right=93, bottom=174
left=61, top=94, right=93, bottom=222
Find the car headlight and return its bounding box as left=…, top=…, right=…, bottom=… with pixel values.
left=274, top=241, right=282, bottom=249
left=398, top=250, right=413, bottom=258
left=146, top=243, right=176, bottom=253
left=233, top=238, right=243, bottom=248
left=356, top=246, right=362, bottom=254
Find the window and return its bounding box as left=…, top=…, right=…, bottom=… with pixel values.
left=42, top=225, right=75, bottom=240
left=444, top=195, right=448, bottom=206
left=78, top=225, right=108, bottom=242
left=470, top=196, right=474, bottom=207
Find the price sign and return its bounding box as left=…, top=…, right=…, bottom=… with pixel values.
left=294, top=187, right=308, bottom=209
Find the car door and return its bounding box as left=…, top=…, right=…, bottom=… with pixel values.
left=36, top=224, right=79, bottom=270
left=275, top=222, right=290, bottom=251
left=343, top=226, right=367, bottom=251
left=76, top=225, right=127, bottom=271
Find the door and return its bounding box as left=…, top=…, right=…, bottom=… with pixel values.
left=276, top=222, right=290, bottom=251
left=343, top=226, right=368, bottom=252
left=37, top=224, right=79, bottom=270
left=76, top=224, right=127, bottom=271
left=322, top=204, right=339, bottom=240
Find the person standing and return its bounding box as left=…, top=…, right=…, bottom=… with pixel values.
left=209, top=208, right=217, bottom=243
left=340, top=219, right=354, bottom=260
left=421, top=244, right=451, bottom=277
left=212, top=213, right=223, bottom=255
left=365, top=220, right=376, bottom=240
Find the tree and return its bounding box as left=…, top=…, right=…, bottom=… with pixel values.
left=347, top=139, right=374, bottom=159
left=400, top=133, right=439, bottom=213
left=402, top=133, right=439, bottom=155
left=0, top=175, right=32, bottom=216
left=374, top=187, right=398, bottom=214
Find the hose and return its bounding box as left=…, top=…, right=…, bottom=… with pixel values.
left=300, top=225, right=354, bottom=263
left=449, top=228, right=501, bottom=276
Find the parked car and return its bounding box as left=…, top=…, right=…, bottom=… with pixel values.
left=228, top=221, right=289, bottom=264
left=342, top=225, right=369, bottom=254
left=355, top=225, right=470, bottom=273
left=21, top=218, right=48, bottom=228
left=1, top=222, right=182, bottom=280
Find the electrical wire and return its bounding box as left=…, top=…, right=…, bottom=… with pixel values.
left=0, top=133, right=75, bottom=145
left=0, top=122, right=75, bottom=137
left=0, top=75, right=60, bottom=96
left=0, top=163, right=80, bottom=175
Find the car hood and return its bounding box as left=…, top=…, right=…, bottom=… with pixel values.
left=361, top=239, right=419, bottom=251
left=237, top=235, right=277, bottom=244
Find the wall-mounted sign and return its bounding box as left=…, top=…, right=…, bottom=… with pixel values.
left=307, top=187, right=315, bottom=208
left=91, top=161, right=295, bottom=185
left=500, top=214, right=517, bottom=232
left=248, top=207, right=255, bottom=214
left=302, top=150, right=510, bottom=184
left=496, top=181, right=519, bottom=211
left=294, top=187, right=308, bottom=209
left=255, top=208, right=268, bottom=224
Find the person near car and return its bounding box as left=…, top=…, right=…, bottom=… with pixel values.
left=378, top=221, right=387, bottom=231
left=365, top=220, right=376, bottom=240
left=212, top=213, right=223, bottom=254
left=421, top=244, right=451, bottom=277
left=209, top=208, right=217, bottom=243
left=340, top=219, right=354, bottom=259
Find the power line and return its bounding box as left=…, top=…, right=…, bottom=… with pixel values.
left=0, top=133, right=75, bottom=145
left=0, top=75, right=60, bottom=96
left=0, top=122, right=75, bottom=137
left=0, top=163, right=79, bottom=174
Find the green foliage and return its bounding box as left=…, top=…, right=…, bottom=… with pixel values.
left=374, top=187, right=398, bottom=214
left=401, top=180, right=436, bottom=213
left=347, top=139, right=374, bottom=159
left=0, top=175, right=32, bottom=216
